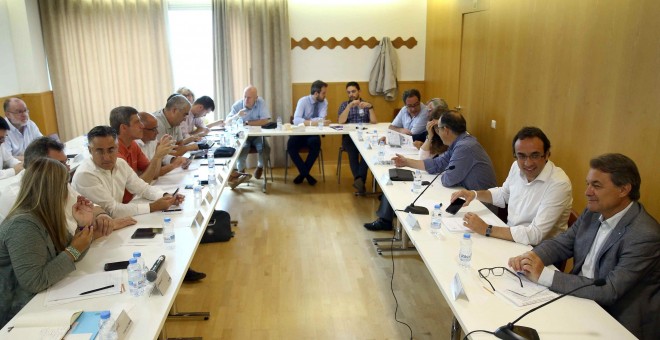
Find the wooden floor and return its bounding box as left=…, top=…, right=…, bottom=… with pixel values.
left=165, top=165, right=453, bottom=339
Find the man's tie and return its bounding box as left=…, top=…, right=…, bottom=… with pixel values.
left=311, top=101, right=319, bottom=119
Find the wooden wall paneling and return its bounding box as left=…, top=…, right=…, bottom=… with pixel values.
left=425, top=0, right=463, bottom=105
left=291, top=81, right=425, bottom=165
left=426, top=0, right=660, bottom=217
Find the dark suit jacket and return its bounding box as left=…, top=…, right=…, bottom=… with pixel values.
left=533, top=202, right=659, bottom=340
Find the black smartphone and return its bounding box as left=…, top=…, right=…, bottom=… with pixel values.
left=445, top=198, right=466, bottom=215
left=131, top=227, right=163, bottom=239
left=200, top=180, right=209, bottom=185
left=104, top=260, right=129, bottom=271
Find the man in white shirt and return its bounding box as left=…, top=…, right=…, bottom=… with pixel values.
left=451, top=127, right=572, bottom=245
left=509, top=154, right=659, bottom=340
left=0, top=136, right=135, bottom=234
left=72, top=125, right=184, bottom=218
left=0, top=118, right=23, bottom=179
left=2, top=98, right=43, bottom=157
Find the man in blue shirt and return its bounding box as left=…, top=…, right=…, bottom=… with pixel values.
left=226, top=86, right=271, bottom=179
left=389, top=89, right=429, bottom=142
left=288, top=80, right=331, bottom=185
left=364, top=110, right=497, bottom=230
left=338, top=81, right=377, bottom=193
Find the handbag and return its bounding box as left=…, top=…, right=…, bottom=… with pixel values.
left=201, top=210, right=233, bottom=243
left=213, top=146, right=236, bottom=158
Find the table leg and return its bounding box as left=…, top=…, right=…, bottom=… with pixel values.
left=451, top=316, right=462, bottom=340
left=167, top=301, right=210, bottom=321
left=372, top=221, right=417, bottom=255
left=262, top=136, right=267, bottom=193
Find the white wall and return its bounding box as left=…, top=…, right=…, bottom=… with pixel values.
left=0, top=0, right=49, bottom=97
left=289, top=0, right=426, bottom=83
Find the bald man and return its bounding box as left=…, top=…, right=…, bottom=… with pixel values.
left=136, top=111, right=189, bottom=176
left=2, top=98, right=43, bottom=157
left=226, top=86, right=271, bottom=180
left=153, top=95, right=200, bottom=157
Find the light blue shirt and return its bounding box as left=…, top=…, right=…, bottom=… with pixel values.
left=228, top=97, right=270, bottom=122
left=391, top=104, right=429, bottom=135
left=293, top=95, right=328, bottom=125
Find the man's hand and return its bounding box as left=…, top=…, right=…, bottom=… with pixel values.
left=450, top=189, right=476, bottom=206
left=92, top=214, right=114, bottom=238
left=392, top=154, right=409, bottom=168
left=150, top=195, right=177, bottom=212
left=72, top=196, right=94, bottom=227
left=113, top=216, right=137, bottom=230
left=508, top=251, right=544, bottom=283
left=462, top=212, right=488, bottom=234
left=13, top=163, right=24, bottom=174
left=426, top=119, right=438, bottom=137
left=170, top=156, right=187, bottom=169
left=155, top=134, right=175, bottom=159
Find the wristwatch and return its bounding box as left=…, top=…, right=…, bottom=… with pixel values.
left=485, top=225, right=493, bottom=237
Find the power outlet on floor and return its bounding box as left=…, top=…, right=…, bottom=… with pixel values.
left=491, top=120, right=497, bottom=129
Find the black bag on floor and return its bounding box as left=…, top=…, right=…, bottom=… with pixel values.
left=201, top=210, right=234, bottom=243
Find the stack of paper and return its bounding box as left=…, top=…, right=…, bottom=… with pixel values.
left=4, top=309, right=81, bottom=340
left=488, top=273, right=559, bottom=307
left=45, top=271, right=122, bottom=306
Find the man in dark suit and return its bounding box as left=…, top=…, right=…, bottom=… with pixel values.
left=509, top=153, right=659, bottom=340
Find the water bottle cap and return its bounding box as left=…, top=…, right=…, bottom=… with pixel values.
left=132, top=251, right=141, bottom=257
left=463, top=233, right=471, bottom=239
left=434, top=204, right=441, bottom=209
left=164, top=217, right=172, bottom=223
left=100, top=310, right=111, bottom=319
left=129, top=257, right=137, bottom=264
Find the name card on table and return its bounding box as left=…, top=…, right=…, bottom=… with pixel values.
left=380, top=173, right=393, bottom=185
left=191, top=211, right=205, bottom=228
left=405, top=212, right=421, bottom=231
left=115, top=310, right=133, bottom=340
left=149, top=268, right=172, bottom=296
left=205, top=192, right=214, bottom=205
left=451, top=273, right=469, bottom=301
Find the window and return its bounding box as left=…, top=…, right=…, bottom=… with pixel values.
left=167, top=1, right=213, bottom=105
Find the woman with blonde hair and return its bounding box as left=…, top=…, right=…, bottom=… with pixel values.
left=177, top=86, right=195, bottom=104
left=416, top=98, right=450, bottom=158
left=0, top=158, right=94, bottom=327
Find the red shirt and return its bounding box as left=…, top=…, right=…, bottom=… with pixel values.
left=118, top=140, right=151, bottom=203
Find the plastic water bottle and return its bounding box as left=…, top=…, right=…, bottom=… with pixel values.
left=371, top=129, right=378, bottom=145
left=207, top=150, right=215, bottom=172
left=357, top=128, right=364, bottom=141
left=317, top=117, right=324, bottom=130
left=377, top=140, right=386, bottom=164
left=163, top=217, right=175, bottom=244
left=132, top=251, right=147, bottom=278
left=412, top=169, right=422, bottom=193
left=358, top=108, right=365, bottom=130
left=127, top=257, right=144, bottom=297
left=276, top=116, right=283, bottom=130
left=98, top=310, right=118, bottom=340
left=431, top=204, right=442, bottom=230
left=459, top=233, right=472, bottom=267
left=237, top=117, right=244, bottom=131
left=193, top=180, right=202, bottom=201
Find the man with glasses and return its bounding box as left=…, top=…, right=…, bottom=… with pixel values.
left=364, top=110, right=497, bottom=231
left=137, top=111, right=190, bottom=176
left=72, top=126, right=184, bottom=218
left=509, top=154, right=659, bottom=340
left=110, top=106, right=176, bottom=203
left=0, top=118, right=23, bottom=179
left=2, top=98, right=43, bottom=157
left=180, top=96, right=214, bottom=138
left=449, top=127, right=573, bottom=245
left=0, top=136, right=136, bottom=234
left=154, top=94, right=201, bottom=157
left=338, top=81, right=377, bottom=194
left=388, top=89, right=429, bottom=142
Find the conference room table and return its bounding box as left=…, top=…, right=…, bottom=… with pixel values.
left=245, top=123, right=361, bottom=192
left=350, top=126, right=636, bottom=339
left=0, top=133, right=246, bottom=340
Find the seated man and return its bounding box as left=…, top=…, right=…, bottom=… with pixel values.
left=509, top=154, right=659, bottom=340
left=180, top=96, right=214, bottom=138
left=0, top=118, right=23, bottom=179
left=2, top=98, right=43, bottom=157
left=388, top=89, right=429, bottom=142
left=0, top=136, right=136, bottom=233
left=451, top=127, right=573, bottom=245
left=226, top=86, right=271, bottom=180
left=153, top=94, right=200, bottom=156
left=136, top=111, right=189, bottom=176
left=364, top=110, right=497, bottom=230
left=72, top=126, right=183, bottom=218
left=110, top=106, right=175, bottom=203
left=337, top=81, right=377, bottom=194
left=288, top=80, right=331, bottom=185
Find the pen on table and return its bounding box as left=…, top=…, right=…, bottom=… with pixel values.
left=80, top=284, right=115, bottom=295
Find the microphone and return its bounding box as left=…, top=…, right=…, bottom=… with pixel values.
left=404, top=165, right=455, bottom=215
left=494, top=278, right=607, bottom=340
left=146, top=255, right=166, bottom=282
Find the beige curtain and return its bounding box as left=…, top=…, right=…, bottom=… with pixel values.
left=212, top=0, right=291, bottom=165
left=39, top=0, right=173, bottom=141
